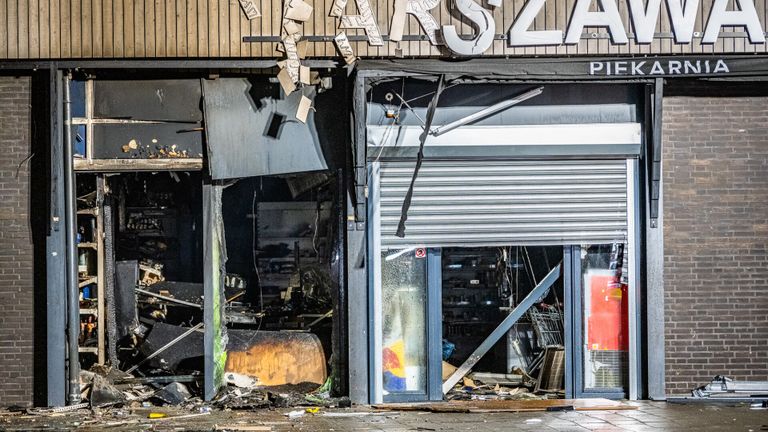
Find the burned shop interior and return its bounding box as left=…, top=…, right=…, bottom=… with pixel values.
left=71, top=72, right=348, bottom=407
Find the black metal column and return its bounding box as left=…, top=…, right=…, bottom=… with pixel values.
left=45, top=66, right=67, bottom=407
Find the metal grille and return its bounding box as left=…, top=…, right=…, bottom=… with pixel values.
left=377, top=160, right=629, bottom=248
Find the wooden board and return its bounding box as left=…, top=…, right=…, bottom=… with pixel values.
left=373, top=398, right=637, bottom=413
left=3, top=0, right=768, bottom=59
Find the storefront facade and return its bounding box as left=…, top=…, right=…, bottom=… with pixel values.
left=1, top=0, right=767, bottom=408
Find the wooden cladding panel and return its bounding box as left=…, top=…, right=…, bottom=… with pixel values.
left=2, top=0, right=768, bottom=59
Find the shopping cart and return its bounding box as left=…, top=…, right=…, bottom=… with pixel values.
left=527, top=306, right=564, bottom=348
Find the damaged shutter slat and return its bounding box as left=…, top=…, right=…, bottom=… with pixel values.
left=377, top=160, right=629, bottom=248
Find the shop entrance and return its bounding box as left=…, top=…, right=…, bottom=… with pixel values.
left=367, top=158, right=638, bottom=403
left=375, top=243, right=631, bottom=403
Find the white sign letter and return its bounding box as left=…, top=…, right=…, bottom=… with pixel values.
left=565, top=0, right=628, bottom=44
left=340, top=0, right=384, bottom=45
left=627, top=0, right=662, bottom=43
left=390, top=0, right=441, bottom=45
left=508, top=0, right=563, bottom=46
left=441, top=0, right=494, bottom=55
left=589, top=62, right=604, bottom=74
left=703, top=0, right=765, bottom=43
left=666, top=0, right=700, bottom=43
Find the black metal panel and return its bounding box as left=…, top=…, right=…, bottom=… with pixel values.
left=93, top=80, right=203, bottom=121
left=201, top=78, right=328, bottom=180
left=45, top=68, right=67, bottom=407
left=114, top=261, right=139, bottom=340
left=91, top=123, right=204, bottom=159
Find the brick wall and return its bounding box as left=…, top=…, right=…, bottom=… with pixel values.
left=663, top=90, right=768, bottom=394
left=0, top=76, right=34, bottom=406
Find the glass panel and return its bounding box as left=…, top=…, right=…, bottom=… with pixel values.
left=581, top=243, right=629, bottom=391
left=70, top=80, right=86, bottom=118
left=381, top=248, right=428, bottom=395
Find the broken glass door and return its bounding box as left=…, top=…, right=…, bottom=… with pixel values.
left=373, top=247, right=442, bottom=403
left=380, top=249, right=428, bottom=397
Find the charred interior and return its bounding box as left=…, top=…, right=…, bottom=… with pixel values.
left=71, top=72, right=348, bottom=406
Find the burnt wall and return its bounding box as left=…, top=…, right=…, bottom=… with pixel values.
left=0, top=76, right=35, bottom=407
left=663, top=82, right=768, bottom=394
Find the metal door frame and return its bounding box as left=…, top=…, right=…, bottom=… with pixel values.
left=367, top=161, right=442, bottom=403
left=566, top=158, right=641, bottom=400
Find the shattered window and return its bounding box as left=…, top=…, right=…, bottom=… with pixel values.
left=380, top=248, right=428, bottom=395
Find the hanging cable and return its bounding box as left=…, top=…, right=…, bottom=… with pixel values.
left=396, top=75, right=445, bottom=238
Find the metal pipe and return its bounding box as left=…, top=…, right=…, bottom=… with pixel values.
left=135, top=288, right=203, bottom=309
left=63, top=73, right=81, bottom=404
left=125, top=323, right=204, bottom=374
left=431, top=86, right=544, bottom=137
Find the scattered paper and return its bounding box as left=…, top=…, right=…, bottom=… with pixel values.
left=299, top=66, right=311, bottom=85
left=238, top=0, right=262, bottom=19
left=277, top=68, right=297, bottom=95
left=296, top=95, right=312, bottom=123
left=284, top=0, right=313, bottom=22
left=334, top=32, right=357, bottom=65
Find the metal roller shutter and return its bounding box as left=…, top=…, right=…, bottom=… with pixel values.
left=376, top=160, right=629, bottom=248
